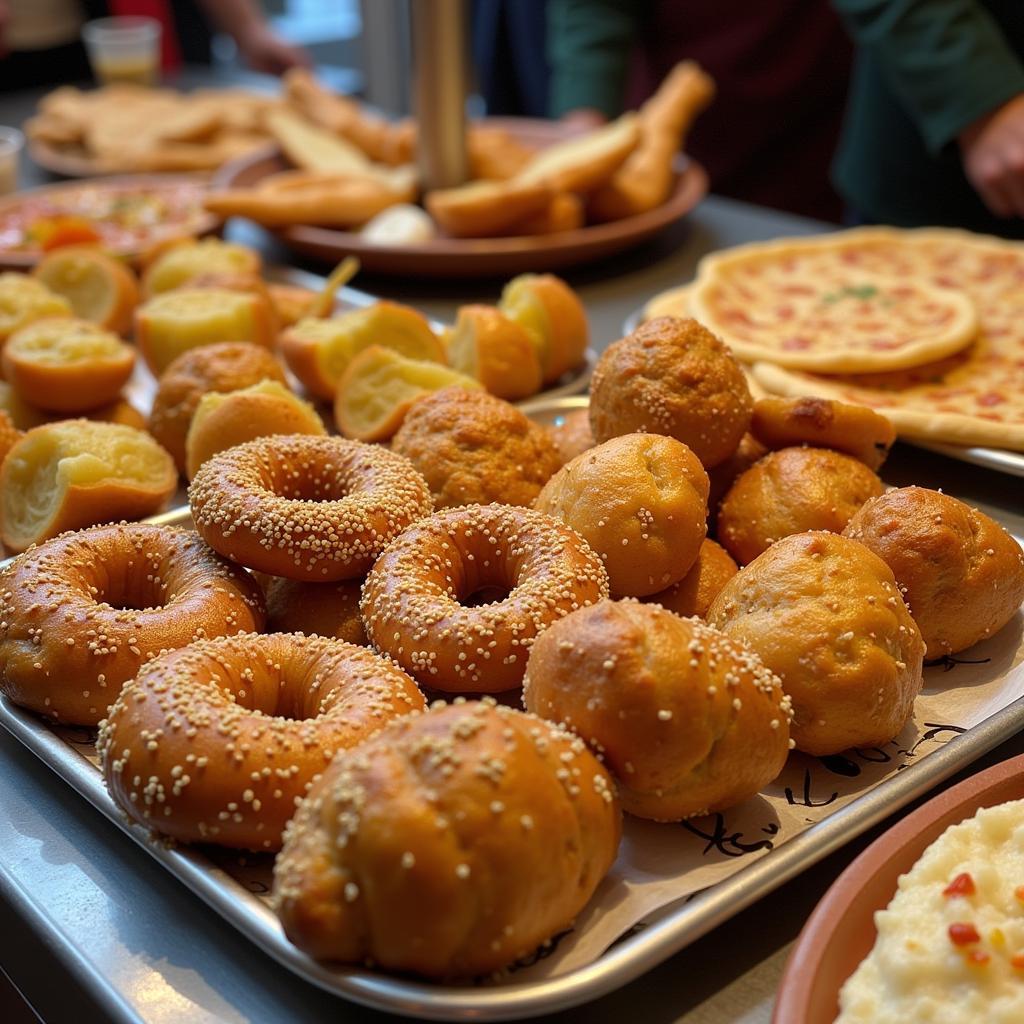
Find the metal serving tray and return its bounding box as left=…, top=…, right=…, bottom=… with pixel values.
left=1, top=462, right=1022, bottom=1020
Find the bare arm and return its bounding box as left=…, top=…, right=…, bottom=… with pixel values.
left=196, top=0, right=311, bottom=75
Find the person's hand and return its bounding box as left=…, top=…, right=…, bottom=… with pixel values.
left=959, top=94, right=1024, bottom=218
left=234, top=22, right=311, bottom=76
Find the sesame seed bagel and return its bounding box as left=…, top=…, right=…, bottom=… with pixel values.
left=188, top=434, right=433, bottom=582
left=98, top=632, right=426, bottom=851
left=273, top=700, right=621, bottom=977
left=0, top=523, right=265, bottom=726
left=361, top=504, right=609, bottom=693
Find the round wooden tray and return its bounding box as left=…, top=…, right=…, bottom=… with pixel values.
left=212, top=118, right=708, bottom=278
left=773, top=752, right=1024, bottom=1023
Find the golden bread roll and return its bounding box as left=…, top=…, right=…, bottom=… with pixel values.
left=499, top=273, right=589, bottom=385
left=273, top=700, right=621, bottom=977
left=266, top=282, right=318, bottom=328
left=0, top=273, right=72, bottom=346
left=717, top=447, right=884, bottom=565
left=142, top=238, right=262, bottom=296
left=262, top=576, right=367, bottom=645
left=707, top=432, right=768, bottom=530
left=535, top=433, right=709, bottom=597
left=750, top=396, right=896, bottom=470
left=184, top=379, right=326, bottom=479
left=149, top=342, right=287, bottom=473
left=516, top=192, right=585, bottom=235
left=644, top=539, right=738, bottom=618
left=0, top=410, right=22, bottom=471
left=708, top=532, right=924, bottom=756
left=85, top=398, right=147, bottom=430
left=467, top=124, right=536, bottom=180
left=443, top=304, right=542, bottom=400
left=547, top=407, right=595, bottom=465
left=391, top=387, right=562, bottom=509
left=425, top=178, right=553, bottom=238
left=0, top=380, right=49, bottom=430
left=844, top=487, right=1024, bottom=657
left=589, top=317, right=752, bottom=468
left=524, top=600, right=792, bottom=820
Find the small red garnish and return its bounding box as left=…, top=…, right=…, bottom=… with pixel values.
left=943, top=873, right=976, bottom=898
left=966, top=950, right=990, bottom=966
left=1012, top=954, right=1024, bottom=970
left=948, top=923, right=981, bottom=946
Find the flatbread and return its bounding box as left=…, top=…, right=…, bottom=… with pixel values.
left=750, top=228, right=1024, bottom=451
left=642, top=282, right=695, bottom=321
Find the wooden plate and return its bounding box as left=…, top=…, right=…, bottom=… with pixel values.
left=0, top=175, right=222, bottom=270
left=773, top=753, right=1024, bottom=1024
left=212, top=118, right=708, bottom=278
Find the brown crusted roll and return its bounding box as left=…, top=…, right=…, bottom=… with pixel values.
left=273, top=700, right=621, bottom=977
left=523, top=600, right=792, bottom=821
left=708, top=532, right=925, bottom=756
left=547, top=407, right=595, bottom=465
left=361, top=503, right=609, bottom=693
left=390, top=388, right=562, bottom=510
left=0, top=523, right=265, bottom=725
left=707, top=432, right=768, bottom=530
left=534, top=432, right=709, bottom=597
left=717, top=447, right=884, bottom=565
left=98, top=633, right=425, bottom=850
left=844, top=486, right=1024, bottom=657
left=644, top=539, right=738, bottom=618
left=262, top=576, right=367, bottom=646
left=588, top=317, right=752, bottom=468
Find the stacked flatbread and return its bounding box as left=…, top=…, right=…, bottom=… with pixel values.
left=644, top=227, right=1024, bottom=452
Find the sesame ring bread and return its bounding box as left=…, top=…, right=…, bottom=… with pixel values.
left=390, top=387, right=562, bottom=510
left=262, top=576, right=367, bottom=646
left=643, top=538, right=738, bottom=618
left=361, top=504, right=609, bottom=693
left=844, top=487, right=1024, bottom=657
left=0, top=523, right=265, bottom=726
left=708, top=532, right=925, bottom=756
left=189, top=434, right=433, bottom=582
left=523, top=600, right=793, bottom=821
left=98, top=632, right=425, bottom=850
left=273, top=700, right=621, bottom=977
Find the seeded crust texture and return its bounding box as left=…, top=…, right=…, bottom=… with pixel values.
left=643, top=539, right=738, bottom=619
left=188, top=434, right=433, bottom=582
left=391, top=388, right=562, bottom=510
left=272, top=700, right=621, bottom=977
left=98, top=632, right=426, bottom=850
left=717, top=446, right=884, bottom=566
left=0, top=523, right=265, bottom=726
left=708, top=531, right=925, bottom=756
left=524, top=599, right=793, bottom=820
left=588, top=317, right=752, bottom=468
left=262, top=576, right=367, bottom=646
left=361, top=503, right=609, bottom=693
left=844, top=487, right=1024, bottom=657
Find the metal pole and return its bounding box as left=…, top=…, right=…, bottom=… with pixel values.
left=410, top=0, right=468, bottom=190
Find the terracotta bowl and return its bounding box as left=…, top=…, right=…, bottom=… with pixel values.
left=773, top=752, right=1024, bottom=1023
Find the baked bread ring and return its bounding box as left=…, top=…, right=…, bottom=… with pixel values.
left=98, top=632, right=426, bottom=850
left=0, top=523, right=265, bottom=726
left=361, top=503, right=609, bottom=692
left=273, top=700, right=620, bottom=977
left=262, top=576, right=367, bottom=646
left=189, top=434, right=433, bottom=582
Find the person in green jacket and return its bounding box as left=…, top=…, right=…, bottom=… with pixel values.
left=832, top=0, right=1024, bottom=237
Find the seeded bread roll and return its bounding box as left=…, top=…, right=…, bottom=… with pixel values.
left=844, top=487, right=1024, bottom=657
left=524, top=600, right=792, bottom=821
left=708, top=532, right=925, bottom=756
left=547, top=407, right=595, bottom=465
left=273, top=700, right=621, bottom=977
left=644, top=539, right=738, bottom=618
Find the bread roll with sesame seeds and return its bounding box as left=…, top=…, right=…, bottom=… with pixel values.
left=535, top=432, right=709, bottom=597
left=188, top=434, right=433, bottom=582
left=361, top=504, right=609, bottom=693
left=273, top=700, right=620, bottom=977
left=708, top=532, right=925, bottom=756
left=0, top=523, right=265, bottom=726
left=643, top=539, right=738, bottom=618
left=98, top=632, right=425, bottom=851
left=843, top=487, right=1024, bottom=658
left=524, top=600, right=792, bottom=821
left=588, top=317, right=752, bottom=469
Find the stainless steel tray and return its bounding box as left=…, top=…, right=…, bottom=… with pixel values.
left=2, top=478, right=1023, bottom=1020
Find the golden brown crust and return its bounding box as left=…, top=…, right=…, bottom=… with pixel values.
left=844, top=487, right=1024, bottom=657
left=98, top=632, right=425, bottom=850
left=0, top=523, right=265, bottom=725
left=149, top=342, right=287, bottom=472
left=706, top=432, right=768, bottom=531
left=272, top=700, right=620, bottom=976
left=750, top=396, right=896, bottom=470
left=524, top=600, right=791, bottom=820
left=535, top=433, right=709, bottom=597
left=361, top=503, right=609, bottom=693
left=425, top=179, right=553, bottom=238
left=589, top=317, right=752, bottom=468
left=708, top=532, right=924, bottom=756
left=717, top=447, right=884, bottom=566
left=263, top=576, right=367, bottom=646
left=643, top=539, right=738, bottom=618
left=189, top=434, right=433, bottom=582
left=547, top=407, right=596, bottom=465
left=443, top=305, right=542, bottom=401
left=390, top=388, right=561, bottom=510
left=0, top=410, right=23, bottom=471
